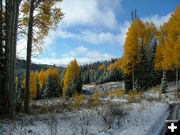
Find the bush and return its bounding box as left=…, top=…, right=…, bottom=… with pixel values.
left=89, top=91, right=101, bottom=106
left=107, top=89, right=125, bottom=97
left=127, top=90, right=143, bottom=103
left=101, top=103, right=124, bottom=128
left=72, top=92, right=85, bottom=108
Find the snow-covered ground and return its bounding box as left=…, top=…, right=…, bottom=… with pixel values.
left=1, top=81, right=178, bottom=135
left=0, top=101, right=169, bottom=135
left=83, top=81, right=124, bottom=92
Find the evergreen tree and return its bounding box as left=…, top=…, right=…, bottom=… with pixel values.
left=42, top=74, right=58, bottom=98
left=55, top=81, right=62, bottom=97
left=124, top=74, right=133, bottom=91
left=136, top=44, right=149, bottom=90
left=149, top=40, right=162, bottom=87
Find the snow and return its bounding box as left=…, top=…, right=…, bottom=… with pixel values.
left=101, top=97, right=128, bottom=103
left=2, top=81, right=178, bottom=135
left=117, top=102, right=169, bottom=135
left=0, top=101, right=169, bottom=135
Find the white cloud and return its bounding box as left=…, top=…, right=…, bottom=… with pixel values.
left=32, top=45, right=114, bottom=66
left=118, top=21, right=130, bottom=46
left=143, top=13, right=171, bottom=28
left=59, top=0, right=120, bottom=29
left=53, top=27, right=121, bottom=46
left=81, top=31, right=121, bottom=45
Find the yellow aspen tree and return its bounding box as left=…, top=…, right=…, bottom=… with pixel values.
left=20, top=0, right=63, bottom=113
left=144, top=22, right=157, bottom=56
left=155, top=25, right=167, bottom=70
left=98, top=64, right=106, bottom=71
left=63, top=60, right=81, bottom=97
left=30, top=71, right=38, bottom=98
left=115, top=57, right=124, bottom=70
left=19, top=0, right=64, bottom=54
left=165, top=6, right=180, bottom=91
left=47, top=67, right=60, bottom=82
left=107, top=58, right=123, bottom=71
left=38, top=69, right=48, bottom=90
left=123, top=19, right=145, bottom=90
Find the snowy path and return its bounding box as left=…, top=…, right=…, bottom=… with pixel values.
left=160, top=103, right=180, bottom=135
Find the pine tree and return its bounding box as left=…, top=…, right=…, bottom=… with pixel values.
left=124, top=74, right=133, bottom=91
left=42, top=75, right=54, bottom=98
left=136, top=44, right=149, bottom=90
left=149, top=40, right=162, bottom=87
left=55, top=81, right=62, bottom=97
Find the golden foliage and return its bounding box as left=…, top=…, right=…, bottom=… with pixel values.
left=98, top=64, right=106, bottom=71
left=30, top=71, right=39, bottom=98
left=174, top=37, right=180, bottom=68
left=155, top=25, right=167, bottom=70
left=38, top=67, right=59, bottom=89
left=107, top=89, right=125, bottom=97
left=46, top=67, right=60, bottom=81
left=107, top=58, right=123, bottom=71
left=63, top=60, right=81, bottom=97
left=127, top=90, right=143, bottom=103
left=164, top=5, right=180, bottom=69
left=72, top=92, right=85, bottom=108
left=123, top=19, right=145, bottom=74
left=155, top=5, right=180, bottom=70
left=89, top=91, right=101, bottom=106
left=19, top=0, right=64, bottom=54
left=22, top=71, right=39, bottom=98
left=22, top=67, right=60, bottom=99
left=38, top=69, right=48, bottom=89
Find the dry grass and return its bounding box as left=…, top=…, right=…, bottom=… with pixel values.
left=89, top=91, right=102, bottom=106
left=127, top=90, right=143, bottom=103
left=72, top=92, right=85, bottom=109
left=107, top=89, right=125, bottom=97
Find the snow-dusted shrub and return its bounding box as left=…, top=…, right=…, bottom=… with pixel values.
left=127, top=90, right=143, bottom=103
left=72, top=92, right=85, bottom=108
left=89, top=91, right=101, bottom=106
left=107, top=89, right=125, bottom=98
left=101, top=103, right=124, bottom=128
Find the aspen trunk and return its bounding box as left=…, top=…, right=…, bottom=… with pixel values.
left=24, top=0, right=35, bottom=113
left=132, top=66, right=135, bottom=90
left=176, top=68, right=179, bottom=97
left=0, top=0, right=20, bottom=118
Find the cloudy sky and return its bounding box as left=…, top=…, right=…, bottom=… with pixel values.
left=17, top=0, right=179, bottom=66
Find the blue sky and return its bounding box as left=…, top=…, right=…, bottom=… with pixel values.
left=20, top=0, right=179, bottom=66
